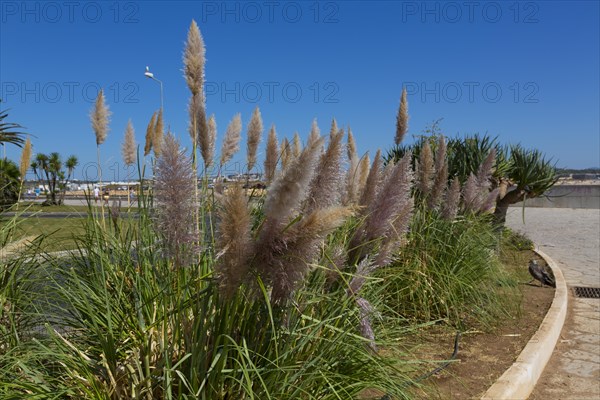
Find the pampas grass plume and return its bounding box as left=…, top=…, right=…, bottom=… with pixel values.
left=220, top=113, right=242, bottom=167
left=264, top=124, right=278, bottom=184
left=90, top=89, right=111, bottom=146
left=246, top=106, right=263, bottom=171
left=122, top=119, right=136, bottom=165
left=395, top=87, right=409, bottom=145
left=144, top=111, right=157, bottom=157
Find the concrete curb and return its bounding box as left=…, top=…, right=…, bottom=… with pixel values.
left=481, top=247, right=568, bottom=400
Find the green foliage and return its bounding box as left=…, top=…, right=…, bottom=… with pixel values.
left=507, top=144, right=558, bottom=196
left=0, top=198, right=414, bottom=399
left=0, top=159, right=20, bottom=210
left=501, top=227, right=534, bottom=251
left=372, top=211, right=519, bottom=328
left=0, top=102, right=26, bottom=148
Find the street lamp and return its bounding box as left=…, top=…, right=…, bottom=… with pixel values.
left=144, top=66, right=163, bottom=111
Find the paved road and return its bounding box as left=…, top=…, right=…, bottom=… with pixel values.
left=506, top=207, right=600, bottom=400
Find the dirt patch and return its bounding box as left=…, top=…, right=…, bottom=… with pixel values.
left=408, top=251, right=555, bottom=399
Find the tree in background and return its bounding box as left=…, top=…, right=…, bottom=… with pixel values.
left=387, top=123, right=557, bottom=226
left=0, top=159, right=20, bottom=210
left=30, top=152, right=78, bottom=205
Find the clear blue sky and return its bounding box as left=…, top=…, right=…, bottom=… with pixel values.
left=1, top=0, right=599, bottom=181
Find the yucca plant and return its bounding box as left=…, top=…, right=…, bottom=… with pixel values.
left=493, top=144, right=558, bottom=225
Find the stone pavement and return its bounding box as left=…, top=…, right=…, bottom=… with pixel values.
left=506, top=208, right=600, bottom=400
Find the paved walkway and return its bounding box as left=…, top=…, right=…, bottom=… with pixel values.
left=506, top=207, right=600, bottom=400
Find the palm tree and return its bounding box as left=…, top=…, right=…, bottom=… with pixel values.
left=59, top=155, right=79, bottom=204
left=0, top=102, right=27, bottom=159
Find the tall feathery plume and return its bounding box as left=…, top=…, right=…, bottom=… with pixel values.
left=307, top=118, right=321, bottom=147
left=19, top=138, right=32, bottom=180
left=144, top=111, right=157, bottom=157
left=476, top=149, right=496, bottom=191
left=329, top=118, right=338, bottom=139
left=461, top=173, right=478, bottom=212
left=154, top=133, right=198, bottom=268
left=359, top=149, right=382, bottom=208
left=202, top=114, right=216, bottom=170
left=184, top=20, right=208, bottom=146
left=270, top=205, right=353, bottom=304
left=442, top=177, right=461, bottom=220
left=395, top=87, right=409, bottom=145
left=344, top=128, right=360, bottom=205
left=280, top=137, right=290, bottom=171
left=292, top=132, right=302, bottom=159
left=304, top=128, right=345, bottom=213
left=351, top=151, right=413, bottom=262
left=357, top=153, right=371, bottom=198
left=122, top=120, right=137, bottom=166
left=90, top=89, right=111, bottom=213
left=347, top=127, right=357, bottom=161
left=264, top=124, right=279, bottom=184
left=215, top=185, right=252, bottom=297
left=246, top=106, right=263, bottom=171
left=91, top=89, right=110, bottom=146
left=253, top=137, right=326, bottom=296
left=261, top=136, right=325, bottom=227
left=416, top=141, right=434, bottom=197
left=153, top=108, right=164, bottom=158
left=219, top=113, right=242, bottom=167
left=428, top=136, right=448, bottom=210
left=122, top=120, right=136, bottom=207
left=16, top=137, right=32, bottom=207
left=480, top=188, right=500, bottom=214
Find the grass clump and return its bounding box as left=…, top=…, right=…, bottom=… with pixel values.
left=372, top=211, right=520, bottom=328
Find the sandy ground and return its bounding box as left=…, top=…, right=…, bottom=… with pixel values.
left=506, top=207, right=600, bottom=400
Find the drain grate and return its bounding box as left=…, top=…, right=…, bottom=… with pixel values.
left=572, top=287, right=600, bottom=299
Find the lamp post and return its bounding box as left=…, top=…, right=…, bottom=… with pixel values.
left=144, top=66, right=163, bottom=111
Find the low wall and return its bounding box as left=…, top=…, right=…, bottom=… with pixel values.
left=510, top=184, right=600, bottom=209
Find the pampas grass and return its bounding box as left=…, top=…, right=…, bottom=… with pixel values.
left=269, top=205, right=353, bottom=303
left=154, top=132, right=198, bottom=267
left=122, top=120, right=136, bottom=166
left=307, top=118, right=321, bottom=147
left=280, top=137, right=290, bottom=171
left=203, top=114, right=217, bottom=169
left=357, top=153, right=371, bottom=199
left=304, top=128, right=344, bottom=213
left=351, top=151, right=414, bottom=262
left=359, top=149, right=382, bottom=208
left=442, top=176, right=461, bottom=220
left=292, top=132, right=302, bottom=159
left=262, top=136, right=325, bottom=227
left=219, top=113, right=242, bottom=167
left=264, top=124, right=278, bottom=184
left=144, top=111, right=157, bottom=157
left=428, top=136, right=448, bottom=210
left=153, top=108, right=164, bottom=158
left=183, top=20, right=205, bottom=96
left=18, top=137, right=31, bottom=179
left=90, top=89, right=111, bottom=146
left=416, top=141, right=434, bottom=197
left=329, top=118, right=338, bottom=139
left=215, top=184, right=252, bottom=297
left=246, top=106, right=263, bottom=171
left=395, top=87, right=409, bottom=145
left=347, top=126, right=357, bottom=161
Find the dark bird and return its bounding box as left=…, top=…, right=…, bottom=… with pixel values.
left=528, top=260, right=555, bottom=287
